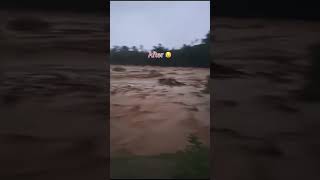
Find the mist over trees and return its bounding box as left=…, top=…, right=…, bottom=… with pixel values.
left=110, top=32, right=210, bottom=68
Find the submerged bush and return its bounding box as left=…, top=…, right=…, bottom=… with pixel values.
left=158, top=78, right=185, bottom=87
left=112, top=66, right=126, bottom=72
left=174, top=134, right=209, bottom=179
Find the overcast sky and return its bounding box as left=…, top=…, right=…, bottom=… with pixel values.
left=110, top=1, right=210, bottom=51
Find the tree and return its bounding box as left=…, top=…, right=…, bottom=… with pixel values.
left=131, top=46, right=138, bottom=52
left=111, top=45, right=120, bottom=52
left=152, top=43, right=168, bottom=52
left=201, top=31, right=210, bottom=44
left=120, top=46, right=129, bottom=52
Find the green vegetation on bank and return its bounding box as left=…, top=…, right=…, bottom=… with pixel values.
left=111, top=134, right=209, bottom=179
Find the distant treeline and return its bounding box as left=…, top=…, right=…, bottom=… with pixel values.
left=110, top=32, right=210, bottom=68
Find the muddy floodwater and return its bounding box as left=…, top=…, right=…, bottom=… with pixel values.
left=110, top=65, right=210, bottom=156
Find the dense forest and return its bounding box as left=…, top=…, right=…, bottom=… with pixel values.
left=110, top=32, right=210, bottom=68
